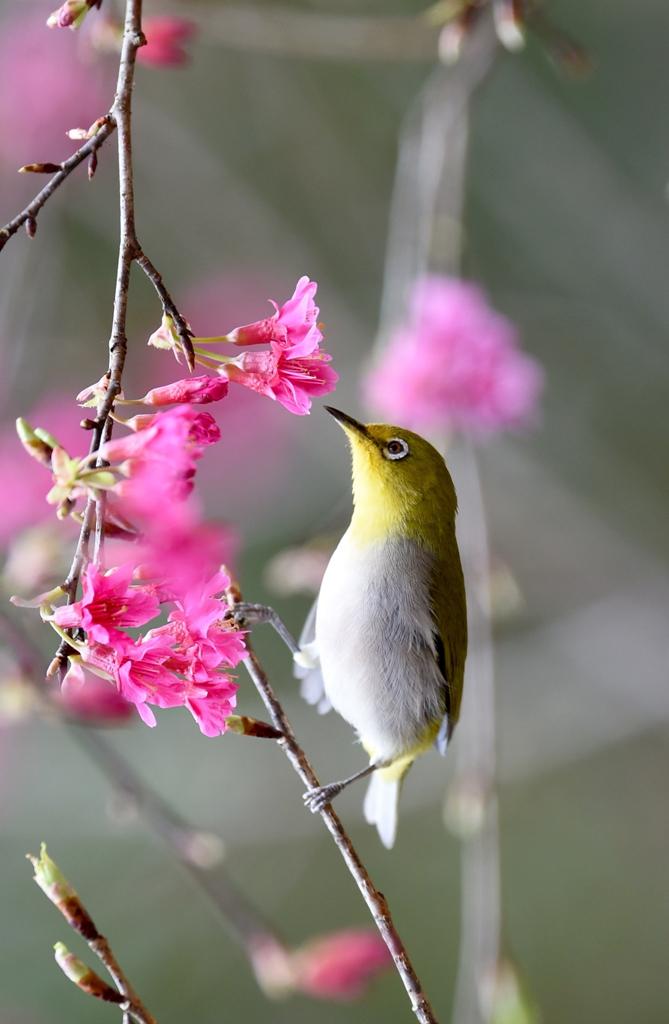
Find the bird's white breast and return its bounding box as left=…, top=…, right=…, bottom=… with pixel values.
left=314, top=530, right=444, bottom=762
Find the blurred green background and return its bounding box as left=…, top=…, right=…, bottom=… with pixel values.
left=1, top=1, right=668, bottom=1022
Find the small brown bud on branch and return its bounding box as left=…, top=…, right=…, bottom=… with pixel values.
left=54, top=943, right=124, bottom=1004
left=226, top=714, right=284, bottom=740
left=27, top=844, right=99, bottom=940
left=19, top=162, right=62, bottom=175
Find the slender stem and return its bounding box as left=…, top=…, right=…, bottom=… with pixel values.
left=87, top=932, right=157, bottom=1024
left=239, top=636, right=438, bottom=1023
left=54, top=0, right=190, bottom=659
left=0, top=118, right=116, bottom=251
left=134, top=251, right=195, bottom=370
left=57, top=0, right=144, bottom=620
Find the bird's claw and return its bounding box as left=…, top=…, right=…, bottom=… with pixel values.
left=302, top=783, right=342, bottom=813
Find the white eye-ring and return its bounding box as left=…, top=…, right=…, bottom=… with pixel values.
left=383, top=437, right=410, bottom=461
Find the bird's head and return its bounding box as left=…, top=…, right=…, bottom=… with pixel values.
left=325, top=407, right=457, bottom=546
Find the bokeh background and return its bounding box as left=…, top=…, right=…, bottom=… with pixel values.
left=1, top=0, right=668, bottom=1021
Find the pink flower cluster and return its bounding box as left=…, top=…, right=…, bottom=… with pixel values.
left=148, top=276, right=338, bottom=416
left=53, top=405, right=244, bottom=734
left=15, top=400, right=245, bottom=733
left=55, top=566, right=244, bottom=735
left=364, top=275, right=543, bottom=436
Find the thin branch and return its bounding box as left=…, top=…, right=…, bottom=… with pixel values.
left=0, top=117, right=116, bottom=252
left=134, top=251, right=195, bottom=370
left=28, top=844, right=157, bottom=1024
left=52, top=0, right=189, bottom=667
left=227, top=584, right=438, bottom=1024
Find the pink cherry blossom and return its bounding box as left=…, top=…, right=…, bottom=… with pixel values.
left=163, top=571, right=247, bottom=676
left=226, top=343, right=338, bottom=416
left=141, top=376, right=229, bottom=407
left=228, top=276, right=323, bottom=353
left=183, top=675, right=238, bottom=737
left=108, top=634, right=188, bottom=727
left=102, top=406, right=220, bottom=464
left=101, top=406, right=220, bottom=514
left=291, top=929, right=392, bottom=1000
left=139, top=17, right=196, bottom=67
left=134, top=509, right=238, bottom=599
left=53, top=563, right=159, bottom=643
left=364, top=275, right=543, bottom=436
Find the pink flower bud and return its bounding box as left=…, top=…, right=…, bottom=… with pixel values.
left=142, top=375, right=229, bottom=407
left=47, top=0, right=99, bottom=31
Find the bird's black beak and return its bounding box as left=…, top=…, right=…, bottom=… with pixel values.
left=324, top=406, right=369, bottom=440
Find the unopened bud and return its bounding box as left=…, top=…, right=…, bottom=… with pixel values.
left=28, top=843, right=77, bottom=904
left=226, top=714, right=283, bottom=740
left=19, top=163, right=61, bottom=175
left=493, top=0, right=525, bottom=52
left=88, top=151, right=98, bottom=180
left=35, top=427, right=62, bottom=449
left=54, top=943, right=124, bottom=1003
left=16, top=418, right=53, bottom=466
left=80, top=418, right=98, bottom=430
left=147, top=313, right=180, bottom=352
left=57, top=498, right=76, bottom=520
left=26, top=217, right=38, bottom=238
left=28, top=844, right=99, bottom=940
left=47, top=0, right=99, bottom=31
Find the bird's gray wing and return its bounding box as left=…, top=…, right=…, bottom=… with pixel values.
left=293, top=598, right=332, bottom=714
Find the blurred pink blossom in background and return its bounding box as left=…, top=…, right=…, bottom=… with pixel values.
left=59, top=664, right=134, bottom=723
left=364, top=275, right=543, bottom=436
left=291, top=928, right=392, bottom=1000
left=139, top=17, right=196, bottom=67
left=0, top=6, right=109, bottom=168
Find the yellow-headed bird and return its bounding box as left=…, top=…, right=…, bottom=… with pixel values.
left=296, top=407, right=467, bottom=848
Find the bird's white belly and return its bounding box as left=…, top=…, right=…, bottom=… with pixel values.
left=314, top=531, right=444, bottom=762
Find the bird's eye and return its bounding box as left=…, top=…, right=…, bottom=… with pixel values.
left=383, top=437, right=410, bottom=461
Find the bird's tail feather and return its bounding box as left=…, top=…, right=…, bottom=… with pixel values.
left=364, top=773, right=400, bottom=849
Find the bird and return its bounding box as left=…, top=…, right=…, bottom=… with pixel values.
left=295, top=406, right=467, bottom=848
